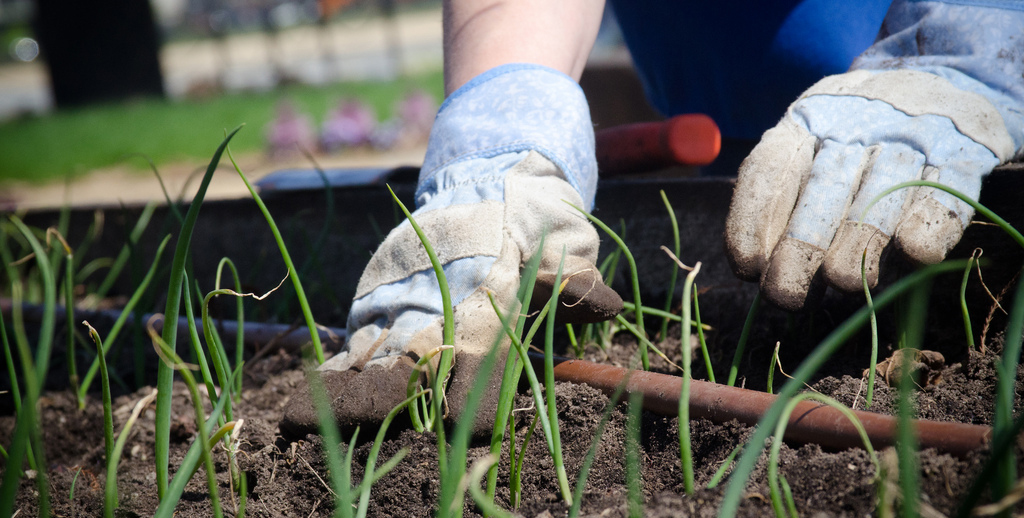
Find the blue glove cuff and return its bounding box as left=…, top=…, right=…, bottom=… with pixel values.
left=418, top=64, right=598, bottom=211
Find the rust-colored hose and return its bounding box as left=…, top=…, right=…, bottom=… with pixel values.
left=534, top=353, right=991, bottom=459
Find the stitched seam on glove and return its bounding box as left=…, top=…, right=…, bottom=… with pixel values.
left=800, top=70, right=1014, bottom=161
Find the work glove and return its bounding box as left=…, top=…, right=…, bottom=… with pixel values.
left=725, top=0, right=1024, bottom=311
left=282, top=65, right=623, bottom=437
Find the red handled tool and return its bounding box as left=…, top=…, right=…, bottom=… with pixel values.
left=595, top=113, right=721, bottom=176
left=256, top=114, right=721, bottom=193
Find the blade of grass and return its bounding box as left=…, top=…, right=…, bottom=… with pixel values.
left=79, top=234, right=171, bottom=398
left=991, top=264, right=1024, bottom=508
left=0, top=227, right=36, bottom=474
left=659, top=190, right=681, bottom=342
left=154, top=365, right=238, bottom=518
left=0, top=215, right=57, bottom=518
left=511, top=412, right=538, bottom=509
left=543, top=249, right=573, bottom=505
left=677, top=262, right=700, bottom=495
left=865, top=181, right=1024, bottom=505
left=214, top=258, right=246, bottom=396
left=304, top=350, right=349, bottom=518
left=83, top=323, right=115, bottom=467
left=728, top=292, right=761, bottom=387
left=384, top=184, right=453, bottom=478
left=441, top=286, right=525, bottom=515
left=48, top=230, right=81, bottom=407
left=356, top=390, right=428, bottom=518
left=862, top=249, right=879, bottom=408
left=621, top=302, right=712, bottom=331
left=226, top=145, right=324, bottom=363
left=468, top=455, right=516, bottom=518
left=768, top=393, right=879, bottom=517
left=91, top=201, right=158, bottom=306
left=693, top=285, right=714, bottom=383
left=182, top=274, right=221, bottom=410
left=960, top=250, right=980, bottom=350
left=155, top=125, right=243, bottom=498
left=706, top=444, right=741, bottom=489
left=626, top=390, right=644, bottom=518
left=718, top=260, right=966, bottom=518
left=569, top=203, right=648, bottom=369
left=149, top=324, right=225, bottom=518
left=569, top=353, right=638, bottom=518
left=487, top=241, right=545, bottom=505
left=104, top=389, right=157, bottom=518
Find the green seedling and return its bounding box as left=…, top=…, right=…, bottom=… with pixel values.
left=227, top=145, right=324, bottom=364
left=86, top=198, right=158, bottom=308
left=569, top=203, right=649, bottom=369
left=149, top=323, right=225, bottom=518
left=154, top=366, right=237, bottom=518
left=510, top=413, right=539, bottom=508
left=155, top=125, right=242, bottom=498
left=706, top=444, right=742, bottom=489
left=47, top=229, right=81, bottom=407
left=384, top=185, right=453, bottom=448
left=626, top=390, right=644, bottom=518
left=69, top=209, right=102, bottom=278
left=767, top=393, right=878, bottom=518
left=181, top=275, right=220, bottom=410
left=718, top=260, right=967, bottom=518
left=960, top=249, right=982, bottom=350
left=68, top=465, right=82, bottom=512
left=83, top=323, right=115, bottom=470
left=304, top=354, right=349, bottom=517
left=569, top=351, right=640, bottom=518
left=105, top=389, right=158, bottom=518
left=0, top=215, right=57, bottom=518
left=469, top=455, right=516, bottom=518
left=861, top=250, right=880, bottom=408
left=767, top=342, right=780, bottom=394
left=541, top=250, right=573, bottom=505
left=355, top=392, right=422, bottom=517
left=728, top=291, right=761, bottom=387
left=677, top=261, right=701, bottom=495
left=490, top=292, right=573, bottom=504
left=660, top=190, right=682, bottom=342
left=693, top=285, right=714, bottom=383
left=487, top=237, right=543, bottom=506
left=214, top=257, right=246, bottom=396
left=865, top=180, right=1024, bottom=507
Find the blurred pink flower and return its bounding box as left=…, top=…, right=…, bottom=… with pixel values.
left=371, top=89, right=437, bottom=150
left=321, top=99, right=377, bottom=151
left=266, top=101, right=316, bottom=158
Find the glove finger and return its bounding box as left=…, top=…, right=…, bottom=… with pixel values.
left=823, top=143, right=925, bottom=292
left=281, top=357, right=416, bottom=439
left=895, top=160, right=989, bottom=265
left=532, top=266, right=624, bottom=324
left=762, top=139, right=867, bottom=310
left=726, top=118, right=816, bottom=282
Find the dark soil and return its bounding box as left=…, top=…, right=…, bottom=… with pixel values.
left=3, top=306, right=1024, bottom=518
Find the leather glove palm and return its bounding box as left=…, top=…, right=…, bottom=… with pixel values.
left=282, top=66, right=622, bottom=437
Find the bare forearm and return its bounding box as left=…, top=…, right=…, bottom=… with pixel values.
left=443, top=0, right=605, bottom=94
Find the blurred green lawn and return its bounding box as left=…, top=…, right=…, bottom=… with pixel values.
left=0, top=69, right=443, bottom=183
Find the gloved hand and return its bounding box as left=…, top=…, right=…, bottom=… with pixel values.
left=725, top=1, right=1024, bottom=311
left=282, top=65, right=623, bottom=437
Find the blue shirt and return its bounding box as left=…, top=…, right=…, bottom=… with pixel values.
left=609, top=0, right=893, bottom=139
